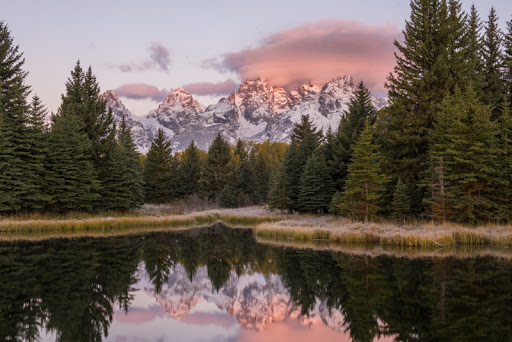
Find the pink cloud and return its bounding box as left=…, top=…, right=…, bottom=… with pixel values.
left=203, top=19, right=400, bottom=92
left=182, top=79, right=237, bottom=96
left=115, top=83, right=171, bottom=102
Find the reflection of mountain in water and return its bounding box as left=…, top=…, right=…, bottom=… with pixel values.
left=147, top=264, right=344, bottom=331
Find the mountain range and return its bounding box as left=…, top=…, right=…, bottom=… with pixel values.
left=101, top=76, right=388, bottom=153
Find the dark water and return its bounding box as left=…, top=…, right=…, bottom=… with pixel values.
left=1, top=224, right=511, bottom=342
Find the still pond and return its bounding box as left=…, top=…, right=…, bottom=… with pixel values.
left=1, top=223, right=511, bottom=341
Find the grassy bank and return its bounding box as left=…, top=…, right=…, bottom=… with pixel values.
left=0, top=207, right=280, bottom=240
left=253, top=216, right=512, bottom=248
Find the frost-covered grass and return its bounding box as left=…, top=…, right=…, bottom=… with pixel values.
left=254, top=215, right=512, bottom=248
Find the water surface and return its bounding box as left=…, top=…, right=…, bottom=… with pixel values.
left=1, top=223, right=511, bottom=341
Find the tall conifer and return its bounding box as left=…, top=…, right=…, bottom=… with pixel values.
left=144, top=129, right=175, bottom=204
left=200, top=133, right=233, bottom=201
left=340, top=120, right=388, bottom=222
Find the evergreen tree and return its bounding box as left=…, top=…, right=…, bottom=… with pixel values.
left=340, top=120, right=388, bottom=222
left=392, top=178, right=410, bottom=223
left=23, top=95, right=50, bottom=210
left=200, top=133, right=233, bottom=201
left=269, top=163, right=289, bottom=212
left=279, top=115, right=322, bottom=212
left=466, top=4, right=484, bottom=90
left=179, top=140, right=202, bottom=197
left=429, top=86, right=499, bottom=223
left=219, top=185, right=237, bottom=208
left=46, top=113, right=99, bottom=211
left=497, top=96, right=512, bottom=221
left=504, top=17, right=512, bottom=102
left=144, top=129, right=175, bottom=204
left=101, top=117, right=143, bottom=211
left=331, top=81, right=377, bottom=190
left=252, top=151, right=271, bottom=203
left=234, top=139, right=256, bottom=205
left=0, top=22, right=49, bottom=212
left=298, top=151, right=334, bottom=213
left=481, top=7, right=505, bottom=120
left=58, top=61, right=116, bottom=207
left=329, top=191, right=343, bottom=216
left=376, top=0, right=466, bottom=214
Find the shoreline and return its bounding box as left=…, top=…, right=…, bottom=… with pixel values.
left=2, top=207, right=512, bottom=251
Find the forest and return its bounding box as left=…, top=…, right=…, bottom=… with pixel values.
left=1, top=0, right=512, bottom=225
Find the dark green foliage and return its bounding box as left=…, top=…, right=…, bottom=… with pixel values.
left=497, top=97, right=512, bottom=221
left=298, top=151, right=334, bottom=213
left=392, top=178, right=410, bottom=223
left=46, top=113, right=99, bottom=211
left=331, top=81, right=377, bottom=190
left=219, top=185, right=237, bottom=208
left=466, top=4, right=484, bottom=89
left=341, top=120, right=388, bottom=222
left=101, top=117, right=144, bottom=211
left=428, top=86, right=498, bottom=224
left=0, top=21, right=37, bottom=212
left=481, top=7, right=505, bottom=120
left=252, top=151, right=271, bottom=203
left=234, top=139, right=256, bottom=205
left=200, top=133, right=234, bottom=201
left=178, top=140, right=202, bottom=197
left=281, top=115, right=322, bottom=212
left=377, top=0, right=467, bottom=214
left=504, top=17, right=512, bottom=101
left=329, top=191, right=343, bottom=216
left=143, top=129, right=175, bottom=204
left=269, top=162, right=289, bottom=212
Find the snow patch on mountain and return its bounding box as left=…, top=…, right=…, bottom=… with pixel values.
left=103, top=76, right=388, bottom=153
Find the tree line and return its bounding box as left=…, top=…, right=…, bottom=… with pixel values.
left=270, top=0, right=512, bottom=224
left=2, top=0, right=512, bottom=224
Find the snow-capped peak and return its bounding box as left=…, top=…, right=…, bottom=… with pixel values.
left=159, top=88, right=206, bottom=113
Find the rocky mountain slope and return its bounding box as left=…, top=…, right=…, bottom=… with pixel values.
left=144, top=263, right=346, bottom=332
left=103, top=76, right=388, bottom=153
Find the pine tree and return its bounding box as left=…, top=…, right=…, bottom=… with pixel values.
left=101, top=117, right=143, bottom=211
left=340, top=120, right=388, bottom=222
left=200, top=133, right=234, bottom=201
left=331, top=81, right=377, bottom=190
left=23, top=95, right=50, bottom=210
left=329, top=191, right=343, bottom=216
left=234, top=139, right=256, bottom=205
left=179, top=140, right=202, bottom=197
left=279, top=115, right=322, bottom=212
left=466, top=4, right=484, bottom=90
left=46, top=113, right=99, bottom=212
left=392, top=178, right=410, bottom=223
left=219, top=185, right=237, bottom=208
left=298, top=151, right=334, bottom=213
left=252, top=151, right=271, bottom=204
left=504, top=17, right=512, bottom=103
left=429, top=86, right=499, bottom=223
left=497, top=96, right=512, bottom=221
left=376, top=0, right=466, bottom=214
left=0, top=22, right=47, bottom=212
left=269, top=163, right=289, bottom=212
left=481, top=7, right=505, bottom=120
left=144, top=129, right=175, bottom=204
left=58, top=61, right=116, bottom=207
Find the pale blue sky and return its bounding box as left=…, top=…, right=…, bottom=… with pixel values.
left=2, top=0, right=512, bottom=115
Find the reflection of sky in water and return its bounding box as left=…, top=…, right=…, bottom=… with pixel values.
left=38, top=262, right=395, bottom=342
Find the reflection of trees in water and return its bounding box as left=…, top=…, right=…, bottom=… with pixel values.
left=1, top=224, right=512, bottom=342
left=0, top=237, right=141, bottom=342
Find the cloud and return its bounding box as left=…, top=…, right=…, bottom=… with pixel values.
left=182, top=79, right=237, bottom=96
left=115, top=83, right=171, bottom=102
left=119, top=42, right=171, bottom=72
left=203, top=19, right=400, bottom=92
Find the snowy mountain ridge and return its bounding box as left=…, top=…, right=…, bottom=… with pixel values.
left=102, top=76, right=388, bottom=153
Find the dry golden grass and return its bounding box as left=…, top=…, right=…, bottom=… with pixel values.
left=254, top=215, right=512, bottom=248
